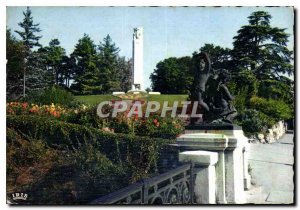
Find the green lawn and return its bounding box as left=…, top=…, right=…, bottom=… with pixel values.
left=75, top=95, right=120, bottom=105
left=147, top=94, right=188, bottom=107
left=75, top=94, right=189, bottom=106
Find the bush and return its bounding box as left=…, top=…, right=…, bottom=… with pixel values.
left=7, top=115, right=174, bottom=182
left=64, top=105, right=109, bottom=129
left=249, top=96, right=292, bottom=121
left=26, top=85, right=79, bottom=108
left=108, top=112, right=184, bottom=139
left=7, top=128, right=127, bottom=204
left=134, top=114, right=184, bottom=139
left=235, top=109, right=275, bottom=135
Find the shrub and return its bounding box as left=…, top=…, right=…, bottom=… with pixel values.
left=7, top=115, right=174, bottom=183
left=249, top=96, right=293, bottom=121
left=108, top=112, right=184, bottom=138
left=25, top=85, right=79, bottom=108
left=235, top=109, right=275, bottom=135
left=7, top=128, right=127, bottom=204
left=134, top=114, right=184, bottom=139
left=64, top=105, right=109, bottom=129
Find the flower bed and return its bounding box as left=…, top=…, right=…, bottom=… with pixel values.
left=7, top=101, right=185, bottom=139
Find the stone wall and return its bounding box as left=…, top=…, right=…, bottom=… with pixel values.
left=259, top=121, right=287, bottom=143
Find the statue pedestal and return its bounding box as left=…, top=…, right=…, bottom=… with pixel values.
left=176, top=124, right=251, bottom=204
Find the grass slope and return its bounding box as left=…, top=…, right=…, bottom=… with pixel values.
left=75, top=94, right=189, bottom=107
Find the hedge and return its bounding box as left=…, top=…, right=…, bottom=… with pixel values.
left=7, top=115, right=175, bottom=182
left=7, top=127, right=129, bottom=204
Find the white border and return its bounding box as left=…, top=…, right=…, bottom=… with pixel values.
left=1, top=1, right=298, bottom=209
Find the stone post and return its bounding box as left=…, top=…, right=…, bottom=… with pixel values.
left=179, top=150, right=218, bottom=204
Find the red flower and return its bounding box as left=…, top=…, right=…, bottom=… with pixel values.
left=153, top=119, right=158, bottom=124
left=22, top=102, right=28, bottom=109
left=134, top=114, right=139, bottom=120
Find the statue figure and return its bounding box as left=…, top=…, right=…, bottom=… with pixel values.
left=190, top=52, right=211, bottom=111
left=189, top=52, right=237, bottom=124
left=206, top=69, right=237, bottom=123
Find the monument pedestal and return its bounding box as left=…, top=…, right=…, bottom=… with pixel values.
left=176, top=124, right=251, bottom=204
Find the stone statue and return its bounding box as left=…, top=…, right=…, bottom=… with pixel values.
left=189, top=52, right=237, bottom=124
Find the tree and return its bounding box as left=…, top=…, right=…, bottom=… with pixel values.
left=59, top=55, right=76, bottom=88
left=117, top=57, right=132, bottom=92
left=150, top=56, right=192, bottom=94
left=43, top=39, right=66, bottom=85
left=70, top=34, right=97, bottom=94
left=97, top=35, right=121, bottom=93
left=231, top=11, right=294, bottom=102
left=15, top=7, right=42, bottom=97
left=150, top=43, right=234, bottom=94
left=6, top=29, right=25, bottom=99
left=70, top=34, right=125, bottom=94
left=199, top=44, right=232, bottom=74
left=26, top=50, right=52, bottom=91
left=230, top=10, right=294, bottom=127
left=232, top=11, right=293, bottom=79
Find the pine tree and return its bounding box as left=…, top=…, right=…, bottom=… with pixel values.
left=6, top=29, right=25, bottom=99
left=60, top=55, right=76, bottom=87
left=118, top=57, right=133, bottom=92
left=98, top=35, right=121, bottom=93
left=230, top=10, right=294, bottom=120
left=43, top=39, right=66, bottom=84
left=232, top=11, right=293, bottom=79
left=70, top=34, right=98, bottom=94
left=15, top=7, right=43, bottom=97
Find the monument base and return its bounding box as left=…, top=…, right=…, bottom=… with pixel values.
left=176, top=123, right=250, bottom=204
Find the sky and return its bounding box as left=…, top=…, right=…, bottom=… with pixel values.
left=6, top=6, right=294, bottom=89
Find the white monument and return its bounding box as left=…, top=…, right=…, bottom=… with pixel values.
left=132, top=27, right=144, bottom=91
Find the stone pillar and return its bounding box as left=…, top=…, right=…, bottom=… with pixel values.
left=179, top=151, right=218, bottom=204
left=215, top=151, right=227, bottom=204
left=243, top=144, right=251, bottom=190
left=222, top=129, right=248, bottom=203
left=176, top=133, right=228, bottom=204
left=224, top=147, right=245, bottom=203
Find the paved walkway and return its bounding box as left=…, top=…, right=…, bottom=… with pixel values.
left=245, top=132, right=294, bottom=204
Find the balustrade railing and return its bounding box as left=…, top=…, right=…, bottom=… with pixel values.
left=90, top=163, right=198, bottom=204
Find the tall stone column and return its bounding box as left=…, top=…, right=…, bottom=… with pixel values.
left=132, top=27, right=144, bottom=91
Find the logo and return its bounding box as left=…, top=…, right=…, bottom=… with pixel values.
left=11, top=192, right=28, bottom=201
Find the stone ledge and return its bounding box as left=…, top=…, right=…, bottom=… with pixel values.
left=179, top=150, right=219, bottom=166
left=185, top=124, right=242, bottom=131
left=176, top=133, right=228, bottom=151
